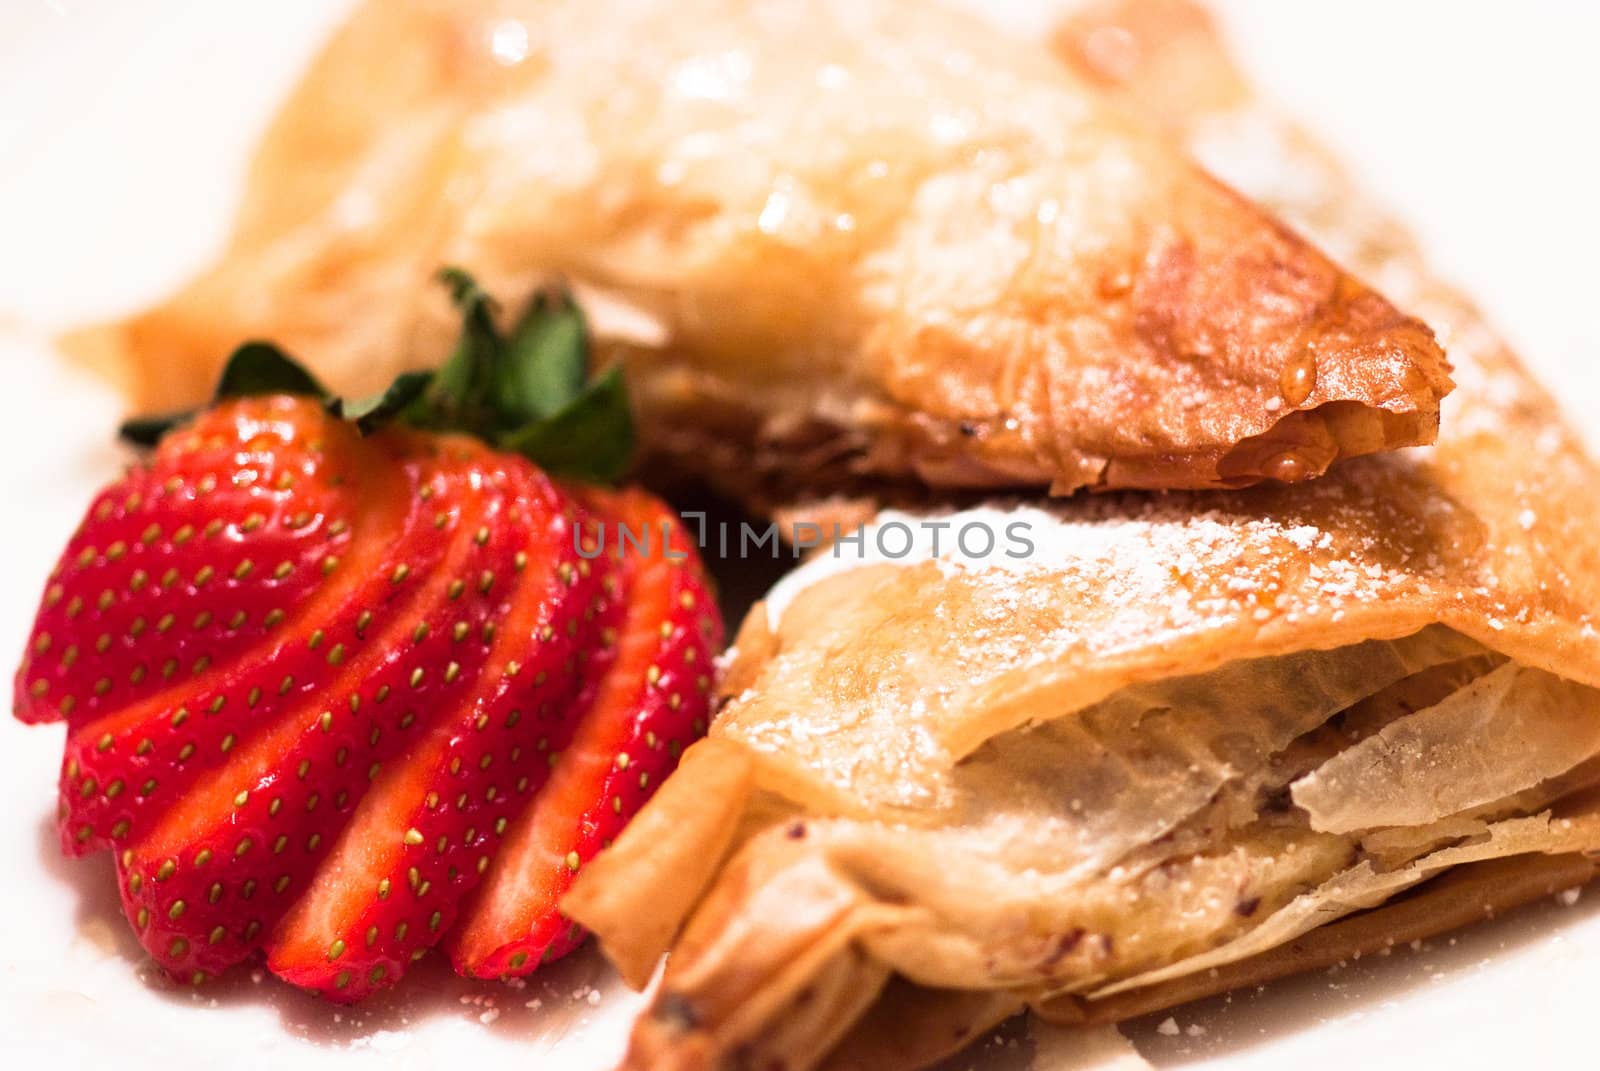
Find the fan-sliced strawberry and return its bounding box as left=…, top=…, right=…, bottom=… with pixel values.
left=12, top=278, right=729, bottom=999
left=447, top=487, right=721, bottom=978
left=266, top=463, right=615, bottom=1000
left=15, top=397, right=364, bottom=728
left=118, top=438, right=525, bottom=981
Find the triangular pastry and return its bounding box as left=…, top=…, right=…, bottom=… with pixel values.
left=71, top=0, right=1450, bottom=506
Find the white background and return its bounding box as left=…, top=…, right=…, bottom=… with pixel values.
left=0, top=2, right=1597, bottom=1068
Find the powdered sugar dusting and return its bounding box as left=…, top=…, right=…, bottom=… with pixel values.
left=733, top=144, right=1600, bottom=810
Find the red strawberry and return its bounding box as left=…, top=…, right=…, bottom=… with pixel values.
left=15, top=397, right=366, bottom=731
left=115, top=435, right=523, bottom=981
left=54, top=425, right=425, bottom=856
left=446, top=487, right=722, bottom=978
left=12, top=273, right=727, bottom=1001
left=265, top=463, right=614, bottom=1000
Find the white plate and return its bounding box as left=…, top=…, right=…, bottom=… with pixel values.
left=1, top=3, right=1597, bottom=1068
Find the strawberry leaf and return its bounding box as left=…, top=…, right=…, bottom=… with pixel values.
left=497, top=366, right=633, bottom=483
left=428, top=268, right=633, bottom=482
left=332, top=371, right=436, bottom=435
left=118, top=411, right=194, bottom=447
left=117, top=270, right=635, bottom=485
left=119, top=342, right=329, bottom=447
left=214, top=341, right=330, bottom=401
left=497, top=290, right=587, bottom=423
left=432, top=267, right=503, bottom=427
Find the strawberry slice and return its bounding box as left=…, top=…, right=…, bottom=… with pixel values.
left=15, top=397, right=365, bottom=728
left=117, top=437, right=523, bottom=981
left=266, top=462, right=614, bottom=1000
left=54, top=425, right=422, bottom=855
left=447, top=487, right=722, bottom=978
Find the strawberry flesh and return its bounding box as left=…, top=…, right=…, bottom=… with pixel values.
left=118, top=438, right=522, bottom=980
left=15, top=398, right=364, bottom=728
left=55, top=430, right=422, bottom=855
left=267, top=464, right=615, bottom=999
left=447, top=487, right=722, bottom=978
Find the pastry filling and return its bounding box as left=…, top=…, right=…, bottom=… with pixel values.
left=750, top=625, right=1600, bottom=999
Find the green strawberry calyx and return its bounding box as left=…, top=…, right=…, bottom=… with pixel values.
left=119, top=268, right=634, bottom=484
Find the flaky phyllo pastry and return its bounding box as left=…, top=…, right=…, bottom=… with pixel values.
left=73, top=0, right=1451, bottom=504
left=558, top=4, right=1600, bottom=1070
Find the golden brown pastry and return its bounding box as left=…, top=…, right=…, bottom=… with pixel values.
left=71, top=0, right=1451, bottom=506
left=560, top=4, right=1600, bottom=1068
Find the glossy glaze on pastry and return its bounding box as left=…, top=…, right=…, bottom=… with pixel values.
left=71, top=0, right=1451, bottom=509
